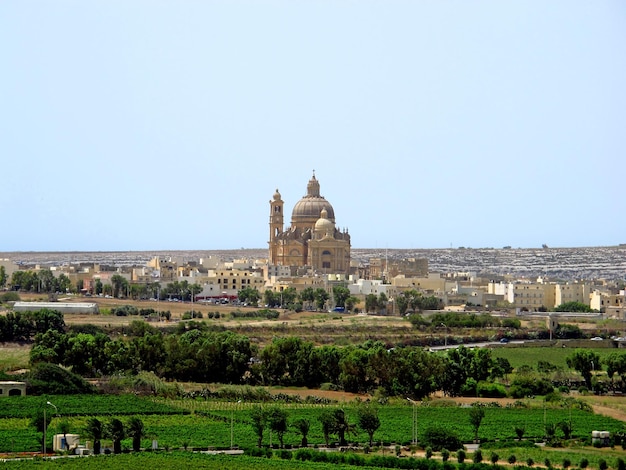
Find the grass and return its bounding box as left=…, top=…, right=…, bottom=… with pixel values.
left=490, top=346, right=618, bottom=370
left=0, top=344, right=30, bottom=372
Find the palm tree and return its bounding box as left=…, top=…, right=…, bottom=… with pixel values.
left=58, top=419, right=71, bottom=451
left=250, top=406, right=267, bottom=448
left=107, top=418, right=125, bottom=454
left=267, top=407, right=288, bottom=448
left=84, top=418, right=104, bottom=455
left=333, top=409, right=355, bottom=446
left=127, top=417, right=146, bottom=452
left=292, top=418, right=310, bottom=447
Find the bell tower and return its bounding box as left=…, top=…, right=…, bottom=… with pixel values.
left=269, top=189, right=284, bottom=262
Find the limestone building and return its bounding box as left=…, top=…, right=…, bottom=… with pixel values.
left=268, top=173, right=351, bottom=273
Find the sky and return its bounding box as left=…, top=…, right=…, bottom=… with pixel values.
left=1, top=1, right=624, bottom=251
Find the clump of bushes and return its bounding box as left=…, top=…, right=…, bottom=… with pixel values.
left=509, top=376, right=554, bottom=398
left=477, top=381, right=507, bottom=398
left=182, top=311, right=203, bottom=320
left=26, top=362, right=94, bottom=395
left=420, top=425, right=463, bottom=451
left=231, top=309, right=279, bottom=320
left=0, top=291, right=20, bottom=302
left=112, top=305, right=138, bottom=316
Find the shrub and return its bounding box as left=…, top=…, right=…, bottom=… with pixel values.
left=490, top=452, right=499, bottom=464
left=279, top=450, right=292, bottom=460
left=456, top=449, right=466, bottom=463
left=544, top=391, right=562, bottom=402
left=580, top=457, right=589, bottom=469
left=294, top=449, right=313, bottom=461
left=27, top=362, right=94, bottom=395
left=477, top=381, right=507, bottom=398
left=420, top=426, right=463, bottom=452
left=425, top=446, right=433, bottom=459
left=617, top=458, right=626, bottom=470
left=68, top=324, right=105, bottom=335
left=508, top=455, right=516, bottom=464
left=0, top=291, right=20, bottom=302
left=473, top=449, right=482, bottom=463
left=112, top=305, right=138, bottom=316
left=460, top=378, right=478, bottom=396
left=562, top=458, right=571, bottom=468
left=527, top=457, right=534, bottom=467
left=510, top=376, right=554, bottom=398
left=599, top=458, right=608, bottom=470
left=544, top=458, right=551, bottom=468
left=441, top=449, right=450, bottom=462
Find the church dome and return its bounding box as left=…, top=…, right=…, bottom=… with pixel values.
left=291, top=173, right=335, bottom=224
left=314, top=209, right=335, bottom=234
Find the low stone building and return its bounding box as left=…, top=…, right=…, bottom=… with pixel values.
left=0, top=381, right=26, bottom=396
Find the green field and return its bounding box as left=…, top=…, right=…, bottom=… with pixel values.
left=489, top=346, right=617, bottom=370
left=1, top=395, right=623, bottom=454
left=0, top=395, right=187, bottom=419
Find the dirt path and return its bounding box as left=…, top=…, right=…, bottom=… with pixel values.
left=588, top=404, right=626, bottom=422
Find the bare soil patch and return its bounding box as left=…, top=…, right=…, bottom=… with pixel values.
left=270, top=387, right=368, bottom=402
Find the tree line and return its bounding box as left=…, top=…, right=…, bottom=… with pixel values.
left=0, top=309, right=65, bottom=342
left=30, top=320, right=517, bottom=398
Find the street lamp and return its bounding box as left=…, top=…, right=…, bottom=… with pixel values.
left=43, top=401, right=57, bottom=455
left=406, top=398, right=418, bottom=445
left=440, top=323, right=448, bottom=347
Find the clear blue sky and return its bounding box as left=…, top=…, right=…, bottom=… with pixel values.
left=1, top=1, right=624, bottom=251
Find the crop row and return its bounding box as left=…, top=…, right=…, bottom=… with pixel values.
left=3, top=450, right=626, bottom=470
left=1, top=452, right=372, bottom=469
left=0, top=395, right=186, bottom=419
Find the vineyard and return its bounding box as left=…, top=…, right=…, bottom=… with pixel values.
left=0, top=395, right=186, bottom=419
left=1, top=395, right=624, bottom=455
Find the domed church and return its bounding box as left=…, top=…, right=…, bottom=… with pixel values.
left=269, top=172, right=351, bottom=273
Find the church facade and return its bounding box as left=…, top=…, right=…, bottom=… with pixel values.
left=268, top=173, right=351, bottom=274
